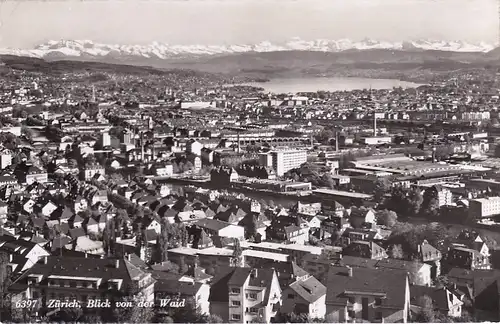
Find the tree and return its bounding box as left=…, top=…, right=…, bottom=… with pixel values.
left=102, top=220, right=116, bottom=256
left=421, top=188, right=440, bottom=218
left=158, top=217, right=170, bottom=262
left=373, top=177, right=392, bottom=202
left=178, top=162, right=185, bottom=173
left=245, top=215, right=258, bottom=240
left=320, top=173, right=335, bottom=189
left=183, top=161, right=194, bottom=172
left=406, top=187, right=424, bottom=216
left=389, top=244, right=405, bottom=259
left=376, top=209, right=398, bottom=228
left=231, top=238, right=243, bottom=267
left=178, top=256, right=189, bottom=274
left=389, top=186, right=423, bottom=217
left=388, top=222, right=452, bottom=260
left=179, top=224, right=188, bottom=247
left=110, top=300, right=155, bottom=323
left=0, top=252, right=11, bottom=319
left=414, top=295, right=436, bottom=323
left=203, top=314, right=224, bottom=323
left=172, top=162, right=180, bottom=174
left=21, top=126, right=34, bottom=141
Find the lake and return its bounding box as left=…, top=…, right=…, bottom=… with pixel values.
left=240, top=77, right=423, bottom=94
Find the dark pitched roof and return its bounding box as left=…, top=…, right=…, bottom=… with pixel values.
left=326, top=266, right=408, bottom=309
left=68, top=227, right=86, bottom=239
left=10, top=256, right=152, bottom=293
left=194, top=218, right=231, bottom=232
left=289, top=276, right=326, bottom=303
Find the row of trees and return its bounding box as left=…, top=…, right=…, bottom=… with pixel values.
left=381, top=185, right=441, bottom=219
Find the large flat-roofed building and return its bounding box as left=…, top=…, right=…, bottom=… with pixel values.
left=469, top=196, right=500, bottom=220
left=259, top=149, right=307, bottom=176
left=351, top=154, right=463, bottom=177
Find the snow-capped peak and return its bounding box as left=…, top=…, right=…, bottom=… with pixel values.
left=0, top=38, right=494, bottom=60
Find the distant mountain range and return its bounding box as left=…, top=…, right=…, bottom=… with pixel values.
left=0, top=38, right=495, bottom=61
left=1, top=38, right=500, bottom=82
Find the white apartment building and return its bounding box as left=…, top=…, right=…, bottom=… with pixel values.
left=260, top=149, right=307, bottom=176
left=469, top=196, right=500, bottom=220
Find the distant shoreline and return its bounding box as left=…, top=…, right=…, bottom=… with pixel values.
left=231, top=76, right=425, bottom=93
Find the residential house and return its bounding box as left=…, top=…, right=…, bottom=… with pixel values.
left=209, top=267, right=282, bottom=323
left=24, top=165, right=48, bottom=185
left=342, top=241, right=388, bottom=260
left=0, top=236, right=51, bottom=273
left=9, top=256, right=156, bottom=311
left=446, top=268, right=500, bottom=321
left=194, top=219, right=245, bottom=240
left=410, top=285, right=463, bottom=319
left=340, top=228, right=384, bottom=246
left=424, top=185, right=453, bottom=207
left=325, top=266, right=410, bottom=323
left=154, top=279, right=210, bottom=314
left=80, top=164, right=105, bottom=181
left=281, top=274, right=327, bottom=320
left=150, top=163, right=173, bottom=177
left=446, top=246, right=490, bottom=271
left=340, top=256, right=432, bottom=287
left=416, top=240, right=442, bottom=279
left=210, top=167, right=239, bottom=187
left=349, top=207, right=376, bottom=229
left=266, top=216, right=309, bottom=245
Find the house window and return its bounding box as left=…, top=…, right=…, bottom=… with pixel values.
left=376, top=312, right=382, bottom=320
left=69, top=281, right=76, bottom=288
left=250, top=308, right=258, bottom=313
left=288, top=293, right=295, bottom=299
left=348, top=310, right=355, bottom=319
left=232, top=301, right=241, bottom=306
left=375, top=298, right=382, bottom=306
left=248, top=293, right=257, bottom=299
left=232, top=314, right=241, bottom=320
left=231, top=288, right=240, bottom=294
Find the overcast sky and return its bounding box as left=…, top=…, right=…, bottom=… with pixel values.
left=0, top=0, right=496, bottom=48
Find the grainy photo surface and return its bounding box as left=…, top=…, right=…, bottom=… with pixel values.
left=0, top=0, right=497, bottom=323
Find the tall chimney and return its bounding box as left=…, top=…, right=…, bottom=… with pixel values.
left=373, top=113, right=377, bottom=136
left=115, top=259, right=120, bottom=268
left=335, top=131, right=339, bottom=152
left=347, top=266, right=353, bottom=277
left=43, top=256, right=48, bottom=264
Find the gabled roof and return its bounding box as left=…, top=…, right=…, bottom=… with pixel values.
left=326, top=266, right=408, bottom=309
left=10, top=256, right=152, bottom=293
left=289, top=276, right=326, bottom=303
left=194, top=218, right=231, bottom=232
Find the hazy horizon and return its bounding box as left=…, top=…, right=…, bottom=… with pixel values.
left=0, top=0, right=496, bottom=48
